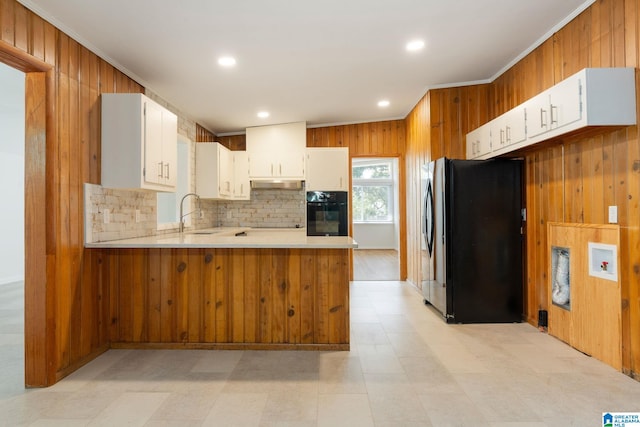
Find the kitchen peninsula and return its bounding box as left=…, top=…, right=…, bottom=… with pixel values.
left=87, top=228, right=357, bottom=351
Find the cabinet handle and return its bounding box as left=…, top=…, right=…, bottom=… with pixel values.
left=157, top=162, right=163, bottom=178
left=500, top=129, right=505, bottom=145
left=240, top=183, right=243, bottom=194
left=165, top=163, right=170, bottom=179
left=540, top=109, right=547, bottom=128
left=340, top=177, right=343, bottom=188
left=271, top=164, right=274, bottom=176
left=506, top=126, right=511, bottom=143
left=279, top=164, right=282, bottom=175
left=550, top=104, right=558, bottom=124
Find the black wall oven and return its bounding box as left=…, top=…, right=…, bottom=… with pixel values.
left=306, top=191, right=348, bottom=236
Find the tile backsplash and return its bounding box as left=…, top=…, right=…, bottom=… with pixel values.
left=217, top=188, right=306, bottom=228
left=84, top=184, right=306, bottom=243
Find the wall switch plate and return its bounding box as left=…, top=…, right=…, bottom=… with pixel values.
left=103, top=209, right=110, bottom=224
left=135, top=209, right=141, bottom=223
left=608, top=205, right=618, bottom=224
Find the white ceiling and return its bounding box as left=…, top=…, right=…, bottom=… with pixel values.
left=18, top=0, right=593, bottom=135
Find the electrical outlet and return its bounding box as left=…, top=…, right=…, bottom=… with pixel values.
left=608, top=206, right=618, bottom=224
left=103, top=209, right=110, bottom=224
left=135, top=209, right=141, bottom=223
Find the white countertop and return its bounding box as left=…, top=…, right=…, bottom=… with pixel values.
left=85, top=227, right=358, bottom=249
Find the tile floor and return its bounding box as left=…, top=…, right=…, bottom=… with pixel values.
left=1, top=280, right=640, bottom=426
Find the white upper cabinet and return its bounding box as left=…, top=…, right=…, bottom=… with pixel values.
left=468, top=67, right=636, bottom=160
left=233, top=151, right=250, bottom=200
left=246, top=121, right=306, bottom=180
left=527, top=73, right=582, bottom=140
left=101, top=93, right=178, bottom=191
left=306, top=147, right=349, bottom=191
left=466, top=123, right=491, bottom=159
left=195, top=142, right=234, bottom=199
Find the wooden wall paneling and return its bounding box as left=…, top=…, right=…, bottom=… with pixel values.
left=328, top=249, right=348, bottom=343
left=147, top=248, right=161, bottom=342
left=195, top=123, right=216, bottom=142
left=0, top=0, right=14, bottom=44
left=13, top=0, right=25, bottom=51
left=187, top=249, right=203, bottom=342
left=202, top=249, right=216, bottom=342
left=625, top=125, right=640, bottom=377
left=624, top=0, right=638, bottom=66
left=117, top=249, right=133, bottom=342
left=258, top=249, right=272, bottom=342
left=67, top=36, right=83, bottom=364
left=287, top=249, right=302, bottom=344
left=55, top=31, right=71, bottom=372
left=243, top=249, right=259, bottom=342
left=131, top=249, right=147, bottom=342
left=315, top=250, right=330, bottom=343
left=271, top=249, right=287, bottom=343
left=175, top=248, right=189, bottom=342
left=230, top=249, right=245, bottom=343
left=160, top=249, right=175, bottom=342
left=215, top=248, right=229, bottom=342
left=300, top=251, right=315, bottom=344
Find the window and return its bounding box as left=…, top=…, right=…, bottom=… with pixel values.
left=157, top=136, right=190, bottom=230
left=352, top=159, right=394, bottom=223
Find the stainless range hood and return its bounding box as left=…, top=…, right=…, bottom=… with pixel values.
left=250, top=180, right=304, bottom=190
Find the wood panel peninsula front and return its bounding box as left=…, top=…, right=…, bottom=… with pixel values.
left=86, top=228, right=356, bottom=351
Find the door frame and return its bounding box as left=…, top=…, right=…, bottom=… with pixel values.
left=1, top=40, right=53, bottom=386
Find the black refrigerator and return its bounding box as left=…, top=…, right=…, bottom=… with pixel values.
left=421, top=157, right=523, bottom=323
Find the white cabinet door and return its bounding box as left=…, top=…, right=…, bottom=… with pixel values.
left=526, top=74, right=581, bottom=140
left=246, top=121, right=306, bottom=179
left=525, top=92, right=550, bottom=139
left=466, top=123, right=491, bottom=159
left=306, top=147, right=349, bottom=191
left=161, top=109, right=178, bottom=188
left=144, top=100, right=164, bottom=186
left=503, top=106, right=527, bottom=147
left=549, top=73, right=582, bottom=131
left=195, top=142, right=234, bottom=200
left=218, top=145, right=233, bottom=197
left=101, top=93, right=177, bottom=191
left=490, top=115, right=507, bottom=152
left=233, top=151, right=250, bottom=200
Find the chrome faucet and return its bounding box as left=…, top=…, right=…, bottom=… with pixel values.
left=179, top=192, right=201, bottom=233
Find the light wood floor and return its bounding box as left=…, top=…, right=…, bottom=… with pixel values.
left=2, top=280, right=640, bottom=425
left=353, top=249, right=399, bottom=281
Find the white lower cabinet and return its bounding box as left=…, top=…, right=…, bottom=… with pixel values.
left=306, top=147, right=349, bottom=191
left=195, top=142, right=234, bottom=199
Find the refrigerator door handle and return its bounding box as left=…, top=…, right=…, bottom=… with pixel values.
left=425, top=180, right=435, bottom=256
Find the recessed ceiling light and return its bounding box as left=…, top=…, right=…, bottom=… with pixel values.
left=378, top=100, right=390, bottom=108
left=406, top=40, right=425, bottom=52
left=217, top=56, right=236, bottom=67
left=257, top=111, right=270, bottom=118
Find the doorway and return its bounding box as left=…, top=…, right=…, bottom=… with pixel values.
left=351, top=157, right=400, bottom=280
left=0, top=61, right=25, bottom=397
